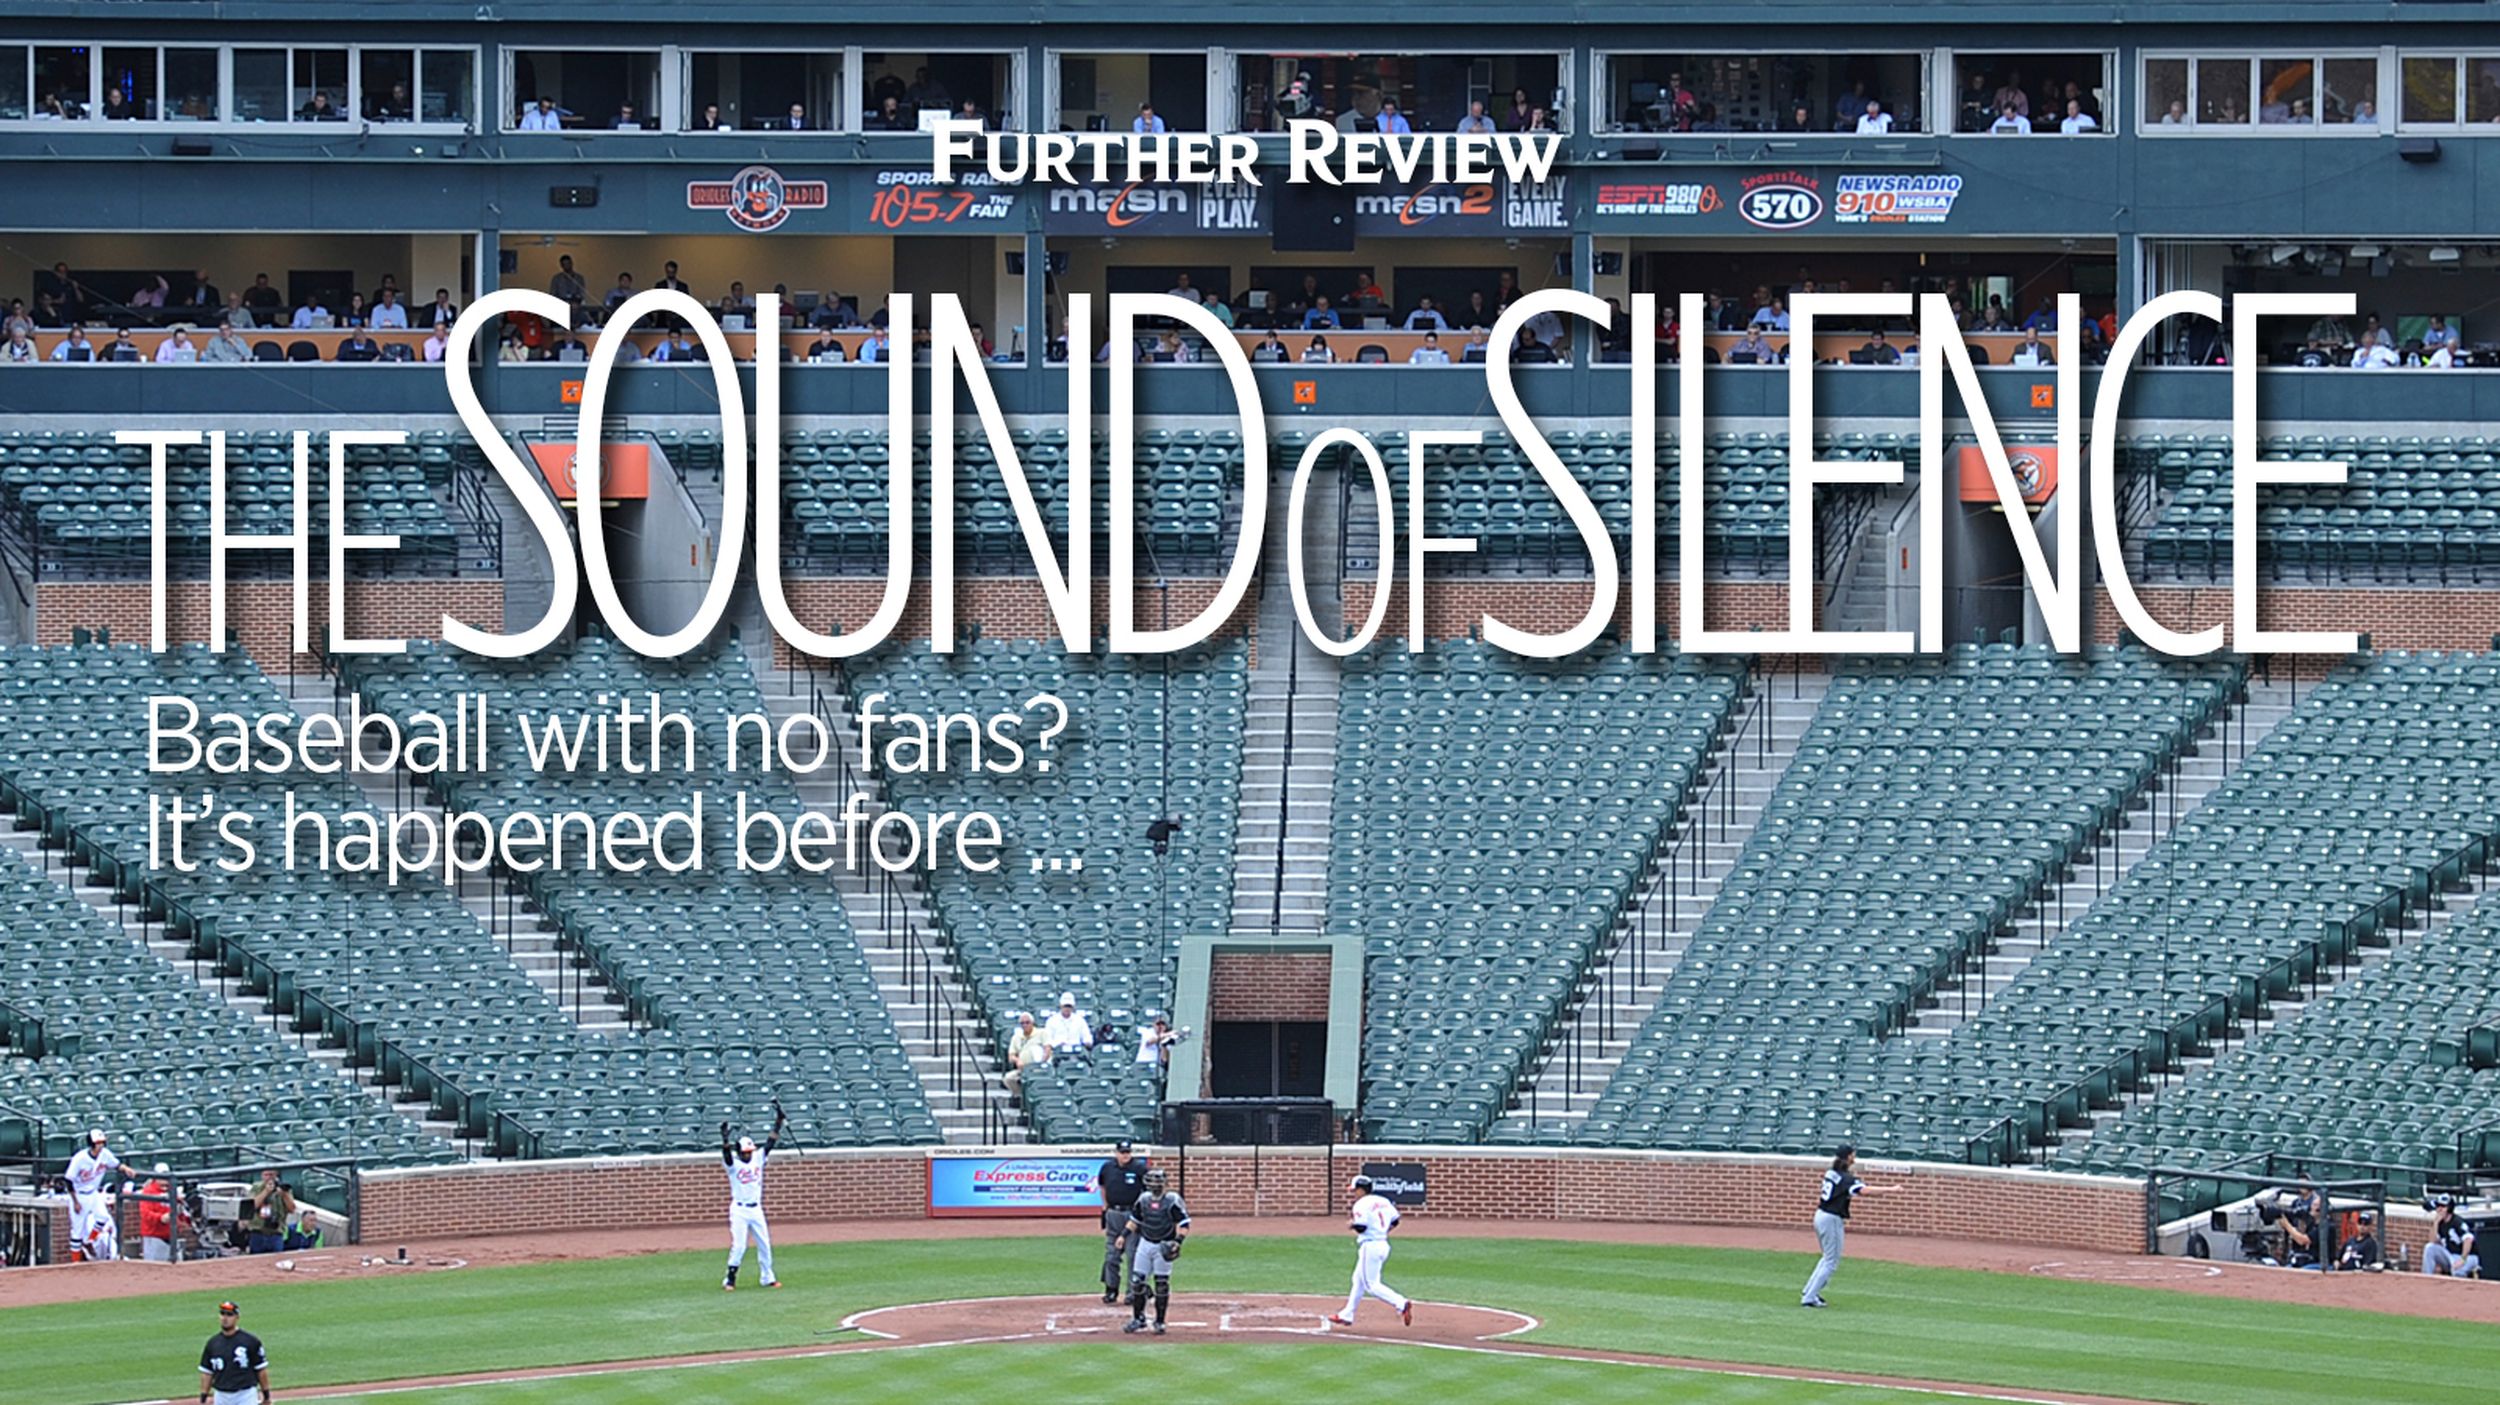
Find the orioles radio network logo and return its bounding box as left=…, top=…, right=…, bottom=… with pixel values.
left=688, top=165, right=829, bottom=232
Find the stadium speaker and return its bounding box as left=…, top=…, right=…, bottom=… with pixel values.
left=170, top=138, right=215, bottom=157
left=1006, top=251, right=1024, bottom=276
left=1274, top=183, right=1354, bottom=252
left=549, top=185, right=600, bottom=208
left=2398, top=137, right=2440, bottom=164
left=1619, top=142, right=1662, bottom=162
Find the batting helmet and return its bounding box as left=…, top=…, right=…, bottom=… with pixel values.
left=1350, top=1175, right=1374, bottom=1193
left=1142, top=1169, right=1168, bottom=1192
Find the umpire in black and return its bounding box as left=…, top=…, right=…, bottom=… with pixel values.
left=198, top=1300, right=270, bottom=1405
left=1095, top=1140, right=1149, bottom=1302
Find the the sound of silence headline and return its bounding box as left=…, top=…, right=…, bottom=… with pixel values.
left=141, top=691, right=1078, bottom=886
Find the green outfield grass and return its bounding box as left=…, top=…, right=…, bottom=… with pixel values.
left=7, top=1236, right=2495, bottom=1405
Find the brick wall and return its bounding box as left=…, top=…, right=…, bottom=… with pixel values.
left=354, top=1146, right=2146, bottom=1256
left=33, top=580, right=504, bottom=675
left=2092, top=585, right=2500, bottom=667
left=770, top=578, right=1254, bottom=669
left=356, top=1149, right=930, bottom=1242
left=1209, top=953, right=1334, bottom=1023
left=1340, top=581, right=1796, bottom=646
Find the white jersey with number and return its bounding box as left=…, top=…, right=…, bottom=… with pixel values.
left=65, top=1148, right=121, bottom=1203
left=1349, top=1193, right=1400, bottom=1244
left=726, top=1151, right=768, bottom=1209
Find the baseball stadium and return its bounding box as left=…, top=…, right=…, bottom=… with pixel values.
left=8, top=2, right=2500, bottom=1402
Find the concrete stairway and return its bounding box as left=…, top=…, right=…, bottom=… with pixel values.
left=743, top=654, right=1028, bottom=1145
left=1495, top=672, right=1831, bottom=1130
left=1230, top=509, right=1340, bottom=933
left=285, top=693, right=634, bottom=1037
left=1903, top=680, right=2300, bottom=1038
left=0, top=826, right=476, bottom=1153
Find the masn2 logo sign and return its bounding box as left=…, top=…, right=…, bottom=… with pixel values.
left=1737, top=172, right=1823, bottom=230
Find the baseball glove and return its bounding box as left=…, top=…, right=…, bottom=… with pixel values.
left=1164, top=1239, right=1183, bottom=1261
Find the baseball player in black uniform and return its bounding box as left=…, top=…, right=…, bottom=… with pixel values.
left=1095, top=1140, right=1149, bottom=1303
left=198, top=1300, right=270, bottom=1405
left=1114, top=1168, right=1190, bottom=1335
left=1802, top=1145, right=1893, bottom=1308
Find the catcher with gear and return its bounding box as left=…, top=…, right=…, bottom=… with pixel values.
left=1113, top=1168, right=1191, bottom=1334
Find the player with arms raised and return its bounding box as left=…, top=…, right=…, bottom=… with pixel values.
left=719, top=1104, right=787, bottom=1291
left=1328, top=1174, right=1413, bottom=1327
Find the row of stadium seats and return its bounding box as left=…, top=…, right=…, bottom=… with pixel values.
left=1333, top=644, right=1744, bottom=1141
left=0, top=429, right=467, bottom=571
left=845, top=640, right=1248, bottom=1142
left=0, top=848, right=451, bottom=1167
left=0, top=643, right=599, bottom=1164
left=2136, top=434, right=2500, bottom=583
left=1576, top=645, right=2243, bottom=1158
left=338, top=637, right=945, bottom=1152
left=1965, top=651, right=2500, bottom=1175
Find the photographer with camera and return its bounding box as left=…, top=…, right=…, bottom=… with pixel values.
left=1136, top=1016, right=1185, bottom=1095
left=2280, top=1185, right=2324, bottom=1269
left=245, top=1170, right=293, bottom=1256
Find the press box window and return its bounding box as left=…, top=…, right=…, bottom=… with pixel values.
left=686, top=51, right=843, bottom=130
left=509, top=50, right=664, bottom=130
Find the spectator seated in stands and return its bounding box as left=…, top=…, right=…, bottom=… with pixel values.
left=130, top=275, right=170, bottom=311
left=1836, top=80, right=1871, bottom=127
left=220, top=293, right=256, bottom=330
left=1990, top=102, right=2031, bottom=135
left=49, top=324, right=94, bottom=361
left=284, top=1209, right=323, bottom=1251
left=2, top=325, right=32, bottom=363
left=1347, top=270, right=1386, bottom=306
left=1994, top=71, right=2031, bottom=122
left=2422, top=315, right=2459, bottom=355
left=776, top=102, right=808, bottom=132
left=301, top=90, right=342, bottom=121
left=2337, top=1211, right=2380, bottom=1271
left=1300, top=335, right=1335, bottom=364
left=806, top=333, right=848, bottom=364
left=519, top=95, right=562, bottom=130
left=1302, top=296, right=1342, bottom=330
left=1749, top=296, right=1790, bottom=333
left=612, top=102, right=644, bottom=130
left=290, top=296, right=333, bottom=330
left=1377, top=99, right=1412, bottom=135
left=1250, top=333, right=1288, bottom=362
left=420, top=327, right=448, bottom=362
left=955, top=99, right=987, bottom=129
left=1727, top=326, right=1774, bottom=364
left=1403, top=296, right=1449, bottom=332
left=1004, top=1012, right=1050, bottom=1094
left=1407, top=331, right=1449, bottom=365
left=1856, top=98, right=1893, bottom=135
left=370, top=82, right=413, bottom=122
left=1166, top=272, right=1201, bottom=304
left=1855, top=329, right=1901, bottom=365
left=1513, top=329, right=1558, bottom=364
left=2021, top=302, right=2058, bottom=334
left=606, top=273, right=637, bottom=309
left=2010, top=328, right=2053, bottom=367
left=336, top=330, right=382, bottom=362
left=869, top=96, right=909, bottom=130
left=1457, top=99, right=1495, bottom=134
left=2059, top=98, right=2098, bottom=134
left=1974, top=301, right=2013, bottom=332
left=2353, top=330, right=2400, bottom=370
left=1133, top=102, right=1167, bottom=135
left=548, top=332, right=589, bottom=361
left=650, top=329, right=704, bottom=362
left=1152, top=330, right=1194, bottom=363
left=105, top=328, right=143, bottom=362
left=154, top=326, right=199, bottom=363
left=2425, top=1196, right=2479, bottom=1277
left=371, top=291, right=409, bottom=329
left=1045, top=992, right=1094, bottom=1057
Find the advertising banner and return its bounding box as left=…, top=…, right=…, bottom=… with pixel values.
left=928, top=1155, right=1108, bottom=1217
left=1040, top=181, right=1268, bottom=235
left=528, top=443, right=650, bottom=502
left=1349, top=176, right=1570, bottom=237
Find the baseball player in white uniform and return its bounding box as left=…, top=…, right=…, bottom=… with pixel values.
left=720, top=1107, right=787, bottom=1291
left=1328, top=1174, right=1412, bottom=1327
left=64, top=1129, right=134, bottom=1262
